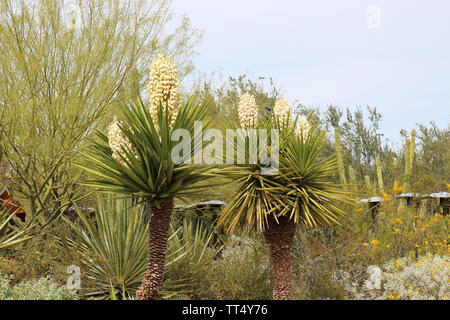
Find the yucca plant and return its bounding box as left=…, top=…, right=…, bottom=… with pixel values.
left=163, top=217, right=221, bottom=298
left=75, top=53, right=219, bottom=299
left=65, top=198, right=148, bottom=298
left=66, top=197, right=207, bottom=299
left=0, top=206, right=36, bottom=250
left=76, top=97, right=216, bottom=300
left=217, top=96, right=351, bottom=299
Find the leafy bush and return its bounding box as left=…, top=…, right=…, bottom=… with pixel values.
left=193, top=235, right=271, bottom=300
left=292, top=229, right=348, bottom=300
left=0, top=274, right=10, bottom=298
left=0, top=222, right=84, bottom=286
left=163, top=218, right=220, bottom=298
left=0, top=274, right=78, bottom=300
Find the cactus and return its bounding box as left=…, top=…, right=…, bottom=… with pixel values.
left=401, top=130, right=416, bottom=193
left=334, top=128, right=347, bottom=187
left=348, top=165, right=357, bottom=193
left=365, top=175, right=371, bottom=193
left=409, top=129, right=416, bottom=188
left=376, top=157, right=384, bottom=194
left=410, top=129, right=415, bottom=169
left=403, top=138, right=411, bottom=192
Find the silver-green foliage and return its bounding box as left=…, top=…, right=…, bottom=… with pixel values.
left=0, top=274, right=78, bottom=300
left=381, top=254, right=450, bottom=300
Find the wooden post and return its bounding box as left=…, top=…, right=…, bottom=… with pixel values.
left=369, top=201, right=380, bottom=221
left=440, top=198, right=450, bottom=216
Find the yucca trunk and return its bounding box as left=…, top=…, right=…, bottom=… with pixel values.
left=263, top=215, right=296, bottom=300
left=136, top=197, right=174, bottom=300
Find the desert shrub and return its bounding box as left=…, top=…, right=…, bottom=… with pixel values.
left=163, top=218, right=220, bottom=299
left=290, top=200, right=449, bottom=299
left=0, top=274, right=78, bottom=300
left=0, top=274, right=10, bottom=299
left=381, top=254, right=450, bottom=300
left=292, top=229, right=350, bottom=300
left=0, top=222, right=84, bottom=287
left=193, top=235, right=271, bottom=300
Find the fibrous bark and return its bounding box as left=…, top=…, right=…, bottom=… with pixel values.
left=263, top=215, right=296, bottom=300
left=136, top=197, right=174, bottom=300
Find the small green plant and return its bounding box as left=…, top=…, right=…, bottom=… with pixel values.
left=66, top=196, right=219, bottom=300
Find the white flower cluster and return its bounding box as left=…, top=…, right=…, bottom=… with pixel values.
left=238, top=93, right=258, bottom=129
left=108, top=117, right=137, bottom=164
left=273, top=98, right=291, bottom=126
left=295, top=117, right=310, bottom=139
left=381, top=254, right=450, bottom=300
left=147, top=53, right=181, bottom=129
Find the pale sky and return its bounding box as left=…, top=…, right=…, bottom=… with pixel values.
left=172, top=0, right=450, bottom=143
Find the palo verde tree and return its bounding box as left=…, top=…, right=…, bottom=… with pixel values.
left=77, top=54, right=217, bottom=300
left=0, top=0, right=201, bottom=221
left=217, top=95, right=350, bottom=300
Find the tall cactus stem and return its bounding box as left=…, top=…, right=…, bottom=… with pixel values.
left=348, top=165, right=357, bottom=194
left=365, top=175, right=372, bottom=194
left=403, top=138, right=411, bottom=192
left=334, top=127, right=347, bottom=187
left=376, top=157, right=384, bottom=194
